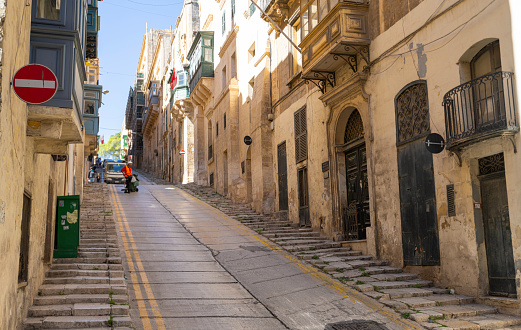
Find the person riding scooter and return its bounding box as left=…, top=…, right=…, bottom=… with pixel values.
left=121, top=161, right=134, bottom=193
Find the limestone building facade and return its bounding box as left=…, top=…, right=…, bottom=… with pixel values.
left=125, top=0, right=521, bottom=310
left=0, top=0, right=100, bottom=327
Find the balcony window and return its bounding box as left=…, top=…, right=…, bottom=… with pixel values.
left=301, top=0, right=337, bottom=39
left=84, top=100, right=95, bottom=114
left=291, top=19, right=302, bottom=76
left=222, top=12, right=226, bottom=35
left=37, top=0, right=61, bottom=20
left=177, top=71, right=186, bottom=87
left=443, top=41, right=518, bottom=149
left=249, top=1, right=256, bottom=16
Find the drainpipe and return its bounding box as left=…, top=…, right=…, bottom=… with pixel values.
left=269, top=37, right=273, bottom=114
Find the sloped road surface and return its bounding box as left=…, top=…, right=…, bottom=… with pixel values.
left=109, top=174, right=421, bottom=330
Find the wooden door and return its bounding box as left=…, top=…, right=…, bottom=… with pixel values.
left=396, top=81, right=440, bottom=266
left=298, top=167, right=310, bottom=226
left=398, top=139, right=440, bottom=265
left=344, top=144, right=369, bottom=240
left=277, top=142, right=288, bottom=211
left=479, top=156, right=516, bottom=296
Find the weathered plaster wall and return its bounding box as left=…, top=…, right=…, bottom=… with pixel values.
left=0, top=2, right=69, bottom=328
left=0, top=2, right=31, bottom=328
left=366, top=0, right=517, bottom=295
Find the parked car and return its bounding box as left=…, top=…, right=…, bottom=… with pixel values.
left=104, top=162, right=126, bottom=184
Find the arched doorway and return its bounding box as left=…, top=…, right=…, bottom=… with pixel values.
left=341, top=109, right=370, bottom=240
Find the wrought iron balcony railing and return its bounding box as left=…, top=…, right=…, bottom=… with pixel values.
left=443, top=71, right=518, bottom=149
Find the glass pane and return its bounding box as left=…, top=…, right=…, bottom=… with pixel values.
left=472, top=50, right=492, bottom=78
left=37, top=0, right=61, bottom=20
left=204, top=48, right=213, bottom=62
left=84, top=100, right=95, bottom=114
left=310, top=0, right=318, bottom=30
left=84, top=91, right=98, bottom=98
left=302, top=9, right=309, bottom=38
left=203, top=38, right=212, bottom=47
left=319, top=0, right=328, bottom=21
left=329, top=0, right=339, bottom=10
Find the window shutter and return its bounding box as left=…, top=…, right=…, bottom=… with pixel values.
left=294, top=107, right=307, bottom=163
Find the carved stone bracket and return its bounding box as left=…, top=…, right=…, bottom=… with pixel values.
left=302, top=71, right=335, bottom=94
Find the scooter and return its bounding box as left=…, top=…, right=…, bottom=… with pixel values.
left=123, top=174, right=139, bottom=193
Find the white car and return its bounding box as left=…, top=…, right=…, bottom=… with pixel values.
left=104, top=162, right=126, bottom=184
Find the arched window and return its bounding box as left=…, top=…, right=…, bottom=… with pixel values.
left=471, top=40, right=501, bottom=79
left=395, top=81, right=429, bottom=144
left=344, top=110, right=364, bottom=144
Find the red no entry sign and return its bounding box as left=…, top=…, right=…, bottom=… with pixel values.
left=179, top=150, right=186, bottom=155
left=12, top=64, right=58, bottom=104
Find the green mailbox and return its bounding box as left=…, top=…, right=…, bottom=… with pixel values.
left=54, top=195, right=80, bottom=258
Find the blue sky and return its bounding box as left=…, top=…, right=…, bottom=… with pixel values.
left=97, top=0, right=184, bottom=142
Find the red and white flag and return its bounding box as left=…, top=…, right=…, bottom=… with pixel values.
left=169, top=70, right=177, bottom=89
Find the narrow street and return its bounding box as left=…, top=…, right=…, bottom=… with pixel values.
left=109, top=173, right=419, bottom=329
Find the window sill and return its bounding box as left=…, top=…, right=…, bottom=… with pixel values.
left=18, top=281, right=28, bottom=289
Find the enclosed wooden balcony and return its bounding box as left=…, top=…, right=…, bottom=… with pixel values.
left=188, top=31, right=214, bottom=94
left=443, top=71, right=518, bottom=150
left=299, top=0, right=369, bottom=88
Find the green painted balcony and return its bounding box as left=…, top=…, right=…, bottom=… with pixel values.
left=188, top=31, right=214, bottom=94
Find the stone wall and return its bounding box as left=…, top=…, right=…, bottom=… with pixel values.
left=366, top=0, right=518, bottom=296
left=0, top=2, right=71, bottom=327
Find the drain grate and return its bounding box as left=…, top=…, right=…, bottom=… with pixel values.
left=325, top=320, right=388, bottom=330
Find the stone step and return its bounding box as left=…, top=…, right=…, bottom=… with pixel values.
left=418, top=313, right=521, bottom=329
left=28, top=303, right=129, bottom=317
left=38, top=284, right=127, bottom=296
left=43, top=276, right=115, bottom=285
left=33, top=294, right=128, bottom=306
left=286, top=242, right=343, bottom=252
left=394, top=294, right=474, bottom=310
left=51, top=263, right=123, bottom=271
left=271, top=235, right=328, bottom=242
left=47, top=269, right=109, bottom=278
left=247, top=223, right=292, bottom=229
left=264, top=232, right=321, bottom=239
left=380, top=287, right=434, bottom=299
left=297, top=246, right=352, bottom=255
left=262, top=228, right=312, bottom=234
left=23, top=315, right=132, bottom=329
left=411, top=304, right=500, bottom=324
left=276, top=239, right=331, bottom=246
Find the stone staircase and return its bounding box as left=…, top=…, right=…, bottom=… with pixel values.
left=178, top=182, right=521, bottom=329
left=23, top=184, right=132, bottom=329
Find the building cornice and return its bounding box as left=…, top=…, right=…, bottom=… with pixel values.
left=218, top=25, right=239, bottom=58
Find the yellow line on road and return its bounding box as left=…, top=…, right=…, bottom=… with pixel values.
left=110, top=185, right=153, bottom=330
left=176, top=187, right=423, bottom=330
left=111, top=186, right=166, bottom=330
